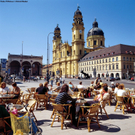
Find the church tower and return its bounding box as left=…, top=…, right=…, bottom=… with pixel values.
left=52, top=25, right=61, bottom=62
left=87, top=19, right=105, bottom=50
left=71, top=7, right=85, bottom=77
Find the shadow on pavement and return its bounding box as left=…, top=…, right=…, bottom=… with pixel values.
left=37, top=119, right=52, bottom=126
left=99, top=113, right=131, bottom=121
left=15, top=82, right=23, bottom=84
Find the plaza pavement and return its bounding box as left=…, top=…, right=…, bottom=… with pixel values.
left=7, top=79, right=135, bottom=135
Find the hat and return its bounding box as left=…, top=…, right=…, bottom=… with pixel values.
left=111, top=82, right=114, bottom=85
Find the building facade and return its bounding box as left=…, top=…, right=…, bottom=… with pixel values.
left=42, top=64, right=52, bottom=77
left=78, top=44, right=135, bottom=79
left=8, top=53, right=43, bottom=77
left=52, top=7, right=105, bottom=78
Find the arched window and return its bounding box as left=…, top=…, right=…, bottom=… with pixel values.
left=80, top=35, right=81, bottom=39
left=101, top=41, right=102, bottom=46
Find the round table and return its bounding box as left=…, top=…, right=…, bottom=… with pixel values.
left=0, top=94, right=15, bottom=99
left=48, top=91, right=58, bottom=95
left=8, top=104, right=24, bottom=111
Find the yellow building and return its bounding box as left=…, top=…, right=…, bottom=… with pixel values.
left=52, top=7, right=105, bottom=78
left=78, top=44, right=135, bottom=79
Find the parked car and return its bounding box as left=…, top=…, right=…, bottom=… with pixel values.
left=115, top=77, right=120, bottom=80
left=109, top=77, right=115, bottom=81
left=131, top=77, right=134, bottom=81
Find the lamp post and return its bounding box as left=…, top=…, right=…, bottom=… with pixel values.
left=47, top=32, right=54, bottom=83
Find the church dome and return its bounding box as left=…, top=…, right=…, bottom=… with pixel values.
left=55, top=24, right=60, bottom=31
left=74, top=7, right=82, bottom=16
left=87, top=19, right=104, bottom=37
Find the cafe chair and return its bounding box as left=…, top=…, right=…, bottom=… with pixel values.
left=99, top=100, right=109, bottom=118
left=22, top=94, right=31, bottom=105
left=51, top=103, right=72, bottom=130
left=78, top=88, right=87, bottom=98
left=77, top=103, right=100, bottom=132
left=0, top=116, right=11, bottom=135
left=35, top=94, right=48, bottom=110
left=20, top=99, right=37, bottom=122
left=114, top=96, right=127, bottom=114
left=50, top=98, right=56, bottom=118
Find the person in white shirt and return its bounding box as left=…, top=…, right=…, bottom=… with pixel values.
left=117, top=83, right=135, bottom=111
left=77, top=82, right=86, bottom=90
left=0, top=82, right=10, bottom=94
left=114, top=83, right=120, bottom=94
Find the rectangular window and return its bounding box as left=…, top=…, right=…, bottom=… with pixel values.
left=116, top=64, right=118, bottom=69
left=109, top=65, right=111, bottom=70
left=106, top=59, right=107, bottom=63
left=116, top=57, right=118, bottom=61
left=127, top=65, right=128, bottom=69
left=123, top=57, right=125, bottom=61
left=102, top=59, right=104, bottom=63
left=112, top=58, right=114, bottom=62
left=113, top=65, right=114, bottom=69
left=124, top=65, right=125, bottom=69
left=100, top=60, right=101, bottom=63
left=97, top=60, right=98, bottom=64
left=127, top=57, right=128, bottom=61
left=130, top=65, right=132, bottom=69
left=109, top=58, right=111, bottom=62
left=130, top=57, right=132, bottom=61
left=94, top=40, right=96, bottom=45
left=80, top=50, right=81, bottom=55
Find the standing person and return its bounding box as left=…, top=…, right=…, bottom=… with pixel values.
left=0, top=82, right=10, bottom=94
left=60, top=76, right=63, bottom=86
left=50, top=76, right=54, bottom=87
left=11, top=82, right=20, bottom=99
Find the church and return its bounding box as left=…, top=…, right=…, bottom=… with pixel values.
left=52, top=7, right=105, bottom=78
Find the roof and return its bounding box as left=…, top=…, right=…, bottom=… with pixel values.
left=79, top=44, right=135, bottom=62
left=8, top=53, right=43, bottom=59
left=43, top=64, right=52, bottom=69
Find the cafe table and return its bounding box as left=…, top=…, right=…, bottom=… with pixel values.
left=0, top=94, right=15, bottom=99
left=8, top=103, right=24, bottom=111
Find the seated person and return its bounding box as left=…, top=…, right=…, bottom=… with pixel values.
left=110, top=82, right=115, bottom=88
left=77, top=82, right=86, bottom=90
left=0, top=105, right=11, bottom=132
left=69, top=82, right=74, bottom=91
left=114, top=83, right=120, bottom=94
left=36, top=83, right=44, bottom=94
left=52, top=82, right=61, bottom=92
left=94, top=82, right=101, bottom=89
left=86, top=86, right=110, bottom=106
left=117, top=83, right=135, bottom=111
left=43, top=82, right=49, bottom=95
left=0, top=82, right=10, bottom=94
left=90, top=81, right=94, bottom=87
left=11, top=82, right=20, bottom=99
left=99, top=80, right=103, bottom=86
left=55, top=84, right=74, bottom=104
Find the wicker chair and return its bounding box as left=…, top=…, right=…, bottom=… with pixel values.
left=51, top=103, right=72, bottom=130
left=78, top=88, right=87, bottom=98
left=50, top=98, right=56, bottom=118
left=77, top=103, right=100, bottom=132
left=114, top=96, right=127, bottom=114
left=99, top=100, right=109, bottom=118
left=35, top=94, right=48, bottom=110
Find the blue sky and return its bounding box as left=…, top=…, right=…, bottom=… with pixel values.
left=0, top=0, right=135, bottom=64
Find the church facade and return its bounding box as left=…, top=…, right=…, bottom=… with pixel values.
left=52, top=7, right=105, bottom=78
